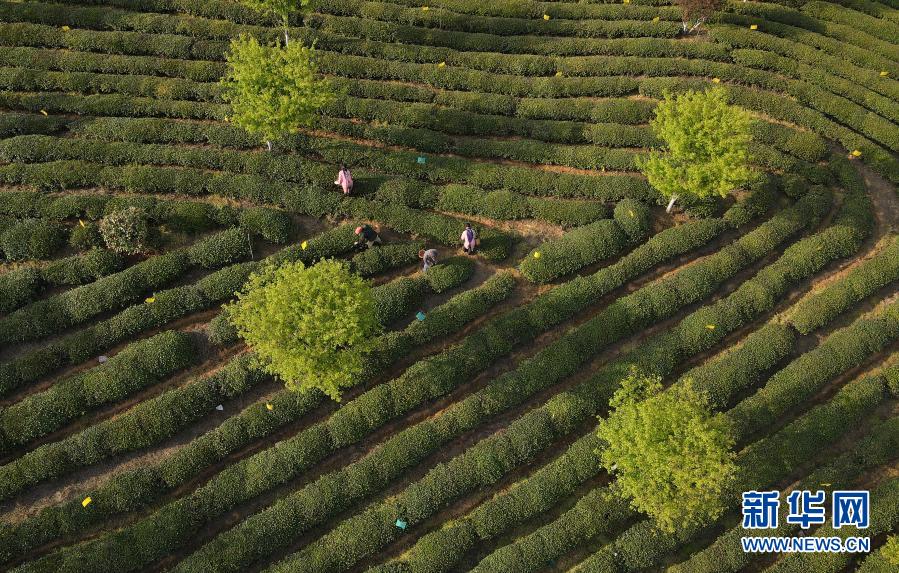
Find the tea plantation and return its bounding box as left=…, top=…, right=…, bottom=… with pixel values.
left=0, top=0, right=897, bottom=572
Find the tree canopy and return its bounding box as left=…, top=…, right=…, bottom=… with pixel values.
left=884, top=536, right=899, bottom=566
left=239, top=0, right=311, bottom=44
left=221, top=34, right=334, bottom=148
left=675, top=0, right=725, bottom=33
left=638, top=87, right=753, bottom=213
left=596, top=369, right=737, bottom=533
left=226, top=259, right=381, bottom=401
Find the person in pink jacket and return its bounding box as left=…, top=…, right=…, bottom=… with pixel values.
left=335, top=164, right=353, bottom=195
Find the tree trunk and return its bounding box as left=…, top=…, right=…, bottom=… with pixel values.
left=283, top=29, right=290, bottom=46
left=666, top=195, right=679, bottom=213
left=266, top=140, right=272, bottom=152
left=687, top=17, right=706, bottom=34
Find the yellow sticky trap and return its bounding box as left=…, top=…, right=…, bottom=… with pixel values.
left=711, top=77, right=721, bottom=83
left=555, top=71, right=563, bottom=77
left=61, top=25, right=70, bottom=31
left=628, top=210, right=635, bottom=217
left=40, top=109, right=48, bottom=116
left=543, top=14, right=550, bottom=20
left=653, top=16, right=660, bottom=22
left=437, top=61, right=446, bottom=68
left=78, top=219, right=86, bottom=228
left=301, top=240, right=308, bottom=250
left=422, top=5, right=429, bottom=10
left=82, top=496, right=92, bottom=507
left=266, top=403, right=273, bottom=411
left=749, top=24, right=758, bottom=30
left=623, top=0, right=630, bottom=3
left=851, top=149, right=862, bottom=157
left=145, top=296, right=155, bottom=304
left=533, top=251, right=541, bottom=259
left=880, top=71, right=889, bottom=77
left=705, top=324, right=716, bottom=330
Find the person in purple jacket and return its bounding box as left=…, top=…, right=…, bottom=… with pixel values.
left=460, top=223, right=478, bottom=254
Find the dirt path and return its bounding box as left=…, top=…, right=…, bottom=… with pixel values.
left=854, top=160, right=899, bottom=234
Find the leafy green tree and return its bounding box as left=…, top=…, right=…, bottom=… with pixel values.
left=883, top=536, right=899, bottom=566
left=596, top=369, right=736, bottom=532
left=221, top=35, right=334, bottom=150
left=639, top=87, right=753, bottom=213
left=239, top=0, right=311, bottom=45
left=226, top=259, right=380, bottom=401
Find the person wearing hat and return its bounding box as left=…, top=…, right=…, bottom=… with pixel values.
left=354, top=224, right=382, bottom=250
left=460, top=222, right=478, bottom=255
left=335, top=164, right=353, bottom=195
left=419, top=248, right=438, bottom=272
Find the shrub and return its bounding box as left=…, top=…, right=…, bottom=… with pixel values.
left=424, top=256, right=475, bottom=293
left=349, top=242, right=422, bottom=277
left=68, top=220, right=103, bottom=249
left=163, top=200, right=222, bottom=233
left=187, top=227, right=252, bottom=269
left=0, top=218, right=65, bottom=260
left=613, top=198, right=652, bottom=243
left=0, top=267, right=41, bottom=313
left=42, top=248, right=124, bottom=286
left=100, top=206, right=149, bottom=254
left=883, top=536, right=899, bottom=567
left=207, top=312, right=239, bottom=346
left=238, top=206, right=292, bottom=243
left=520, top=219, right=629, bottom=283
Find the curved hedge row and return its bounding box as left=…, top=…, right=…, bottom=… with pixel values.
left=376, top=320, right=795, bottom=573
left=0, top=248, right=123, bottom=313
left=0, top=227, right=252, bottom=344
left=372, top=166, right=871, bottom=573
left=790, top=235, right=899, bottom=335
left=519, top=198, right=651, bottom=283
left=0, top=271, right=516, bottom=565
left=574, top=369, right=898, bottom=573
left=0, top=330, right=195, bottom=452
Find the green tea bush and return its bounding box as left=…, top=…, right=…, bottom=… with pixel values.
left=520, top=220, right=629, bottom=283
left=68, top=220, right=103, bottom=249
left=238, top=206, right=292, bottom=243
left=613, top=198, right=651, bottom=243
left=0, top=330, right=195, bottom=452
left=0, top=217, right=65, bottom=260
left=790, top=236, right=899, bottom=334
left=349, top=242, right=422, bottom=277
